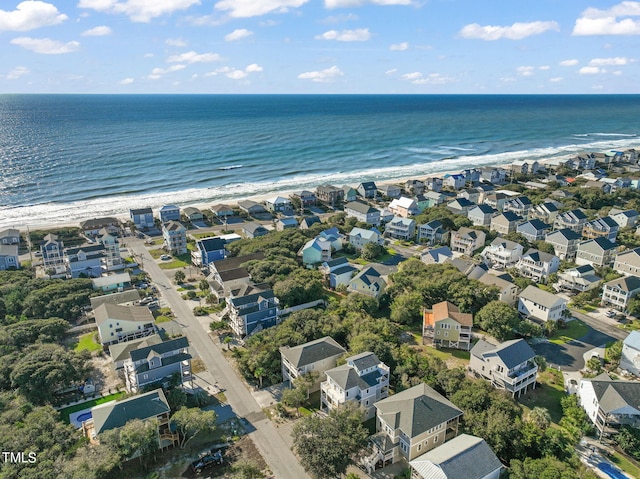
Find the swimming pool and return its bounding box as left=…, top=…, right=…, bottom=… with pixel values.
left=76, top=412, right=92, bottom=423
left=598, top=462, right=628, bottom=479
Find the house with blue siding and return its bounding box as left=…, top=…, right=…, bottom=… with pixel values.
left=357, top=182, right=378, bottom=198
left=192, top=237, right=226, bottom=267
left=320, top=257, right=358, bottom=288
left=516, top=219, right=552, bottom=242
left=65, top=244, right=106, bottom=278
left=228, top=286, right=280, bottom=337
left=0, top=245, right=19, bottom=270
left=130, top=207, right=154, bottom=230
left=159, top=205, right=180, bottom=223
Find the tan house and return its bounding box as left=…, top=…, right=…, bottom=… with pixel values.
left=422, top=301, right=473, bottom=350
left=280, top=336, right=346, bottom=392
left=95, top=303, right=156, bottom=347
left=450, top=228, right=486, bottom=256
left=490, top=212, right=523, bottom=235
left=477, top=273, right=519, bottom=305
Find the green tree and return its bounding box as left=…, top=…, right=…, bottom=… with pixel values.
left=605, top=340, right=623, bottom=367
left=174, top=270, right=185, bottom=284
left=102, top=418, right=159, bottom=466
left=166, top=387, right=187, bottom=411
left=390, top=291, right=423, bottom=325
left=585, top=356, right=602, bottom=374
left=199, top=279, right=210, bottom=291
left=231, top=459, right=265, bottom=479
left=475, top=301, right=520, bottom=341
left=61, top=443, right=121, bottom=479
left=527, top=407, right=551, bottom=430
left=171, top=407, right=217, bottom=449
left=361, top=242, right=385, bottom=261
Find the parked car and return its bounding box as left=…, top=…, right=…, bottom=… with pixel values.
left=605, top=310, right=616, bottom=318
left=160, top=254, right=171, bottom=260
left=190, top=450, right=223, bottom=475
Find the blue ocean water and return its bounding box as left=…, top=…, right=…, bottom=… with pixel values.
left=1, top=94, right=640, bottom=227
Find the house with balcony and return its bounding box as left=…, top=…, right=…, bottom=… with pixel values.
left=316, top=185, right=344, bottom=205
left=320, top=352, right=390, bottom=420
left=502, top=196, right=532, bottom=219
left=291, top=190, right=317, bottom=207
left=422, top=191, right=448, bottom=208
left=418, top=220, right=449, bottom=245
left=319, top=257, right=358, bottom=288
left=511, top=160, right=540, bottom=175
left=480, top=167, right=507, bottom=184
left=482, top=192, right=508, bottom=212
left=81, top=389, right=176, bottom=448
left=80, top=218, right=120, bottom=237
left=489, top=212, right=522, bottom=235
left=389, top=197, right=419, bottom=218
left=609, top=208, right=640, bottom=229
left=405, top=179, right=425, bottom=195
left=0, top=245, right=19, bottom=271
left=159, top=205, right=180, bottom=223
left=450, top=228, right=486, bottom=256
left=518, top=285, right=568, bottom=322
left=614, top=247, right=640, bottom=276
left=265, top=196, right=293, bottom=214
left=108, top=334, right=162, bottom=370
left=123, top=336, right=192, bottom=393
left=65, top=244, right=106, bottom=278
left=207, top=265, right=252, bottom=300
left=345, top=201, right=381, bottom=226
left=0, top=228, right=20, bottom=245
left=386, top=217, right=416, bottom=241
left=365, top=383, right=462, bottom=471
left=379, top=184, right=402, bottom=199
left=409, top=434, right=502, bottom=479
left=162, top=221, right=187, bottom=255
left=528, top=202, right=560, bottom=224
left=40, top=233, right=66, bottom=277
left=94, top=303, right=156, bottom=347
left=601, top=275, right=640, bottom=313
left=300, top=237, right=332, bottom=266
left=97, top=229, right=124, bottom=271
left=515, top=249, right=560, bottom=283
left=358, top=182, right=378, bottom=198
left=208, top=252, right=264, bottom=278
left=348, top=265, right=387, bottom=299
left=621, top=331, right=640, bottom=377
left=227, top=285, right=280, bottom=337
left=554, top=209, right=588, bottom=233
left=424, top=177, right=443, bottom=192
left=478, top=273, right=519, bottom=305
left=470, top=339, right=538, bottom=398
left=468, top=205, right=498, bottom=228
left=575, top=237, right=617, bottom=268
left=582, top=217, right=619, bottom=242
left=183, top=207, right=204, bottom=222
left=516, top=219, right=551, bottom=242
left=481, top=238, right=524, bottom=270
left=545, top=228, right=582, bottom=260
left=422, top=301, right=473, bottom=350
left=130, top=207, right=154, bottom=230
left=192, top=237, right=226, bottom=267
left=446, top=198, right=475, bottom=216
left=343, top=185, right=358, bottom=202
left=556, top=265, right=602, bottom=293
left=349, top=227, right=383, bottom=251
left=443, top=174, right=466, bottom=190
left=579, top=373, right=640, bottom=437
left=280, top=336, right=346, bottom=392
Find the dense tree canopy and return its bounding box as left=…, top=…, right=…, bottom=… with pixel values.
left=475, top=301, right=520, bottom=341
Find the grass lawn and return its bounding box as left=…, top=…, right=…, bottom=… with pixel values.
left=151, top=238, right=164, bottom=245
left=610, top=450, right=640, bottom=479
left=159, top=258, right=189, bottom=269
left=73, top=332, right=102, bottom=353
left=59, top=392, right=127, bottom=423
left=518, top=368, right=565, bottom=423
left=620, top=320, right=640, bottom=331
left=148, top=248, right=164, bottom=259
left=549, top=319, right=589, bottom=345
left=192, top=232, right=216, bottom=239
left=421, top=345, right=470, bottom=366
left=155, top=315, right=172, bottom=324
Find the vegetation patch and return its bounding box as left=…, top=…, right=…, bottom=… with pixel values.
left=73, top=332, right=102, bottom=353
left=610, top=450, right=640, bottom=479
left=548, top=319, right=589, bottom=344
left=518, top=368, right=565, bottom=423
left=159, top=259, right=190, bottom=269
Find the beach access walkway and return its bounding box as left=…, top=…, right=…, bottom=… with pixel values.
left=126, top=238, right=311, bottom=479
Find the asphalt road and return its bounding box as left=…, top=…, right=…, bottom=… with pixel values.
left=127, top=238, right=311, bottom=479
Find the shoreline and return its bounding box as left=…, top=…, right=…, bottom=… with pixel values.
left=0, top=154, right=621, bottom=233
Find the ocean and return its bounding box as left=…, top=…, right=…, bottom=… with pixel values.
left=1, top=94, right=640, bottom=228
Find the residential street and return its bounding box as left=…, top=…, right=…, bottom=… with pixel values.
left=126, top=238, right=311, bottom=479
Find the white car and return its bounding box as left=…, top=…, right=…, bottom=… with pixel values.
left=605, top=310, right=616, bottom=318
left=160, top=254, right=171, bottom=260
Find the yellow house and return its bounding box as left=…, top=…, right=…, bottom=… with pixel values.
left=423, top=301, right=473, bottom=350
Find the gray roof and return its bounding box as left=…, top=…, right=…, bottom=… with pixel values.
left=325, top=365, right=383, bottom=391
left=324, top=257, right=349, bottom=268
left=108, top=334, right=162, bottom=364
left=243, top=222, right=268, bottom=234
left=471, top=339, right=536, bottom=369
left=624, top=331, right=640, bottom=351
left=91, top=389, right=170, bottom=435
left=129, top=336, right=189, bottom=362
left=546, top=228, right=581, bottom=242
left=90, top=289, right=141, bottom=309
left=0, top=244, right=18, bottom=257
left=211, top=252, right=265, bottom=272
left=94, top=303, right=154, bottom=325
left=348, top=351, right=381, bottom=371
left=489, top=237, right=521, bottom=250
left=375, top=383, right=463, bottom=438
left=409, top=434, right=502, bottom=479
left=280, top=336, right=346, bottom=369
left=346, top=201, right=378, bottom=215
left=522, top=248, right=556, bottom=263
left=604, top=275, right=640, bottom=292
left=586, top=373, right=640, bottom=415
left=519, top=285, right=566, bottom=308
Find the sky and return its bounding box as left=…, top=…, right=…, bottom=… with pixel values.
left=1, top=0, right=640, bottom=93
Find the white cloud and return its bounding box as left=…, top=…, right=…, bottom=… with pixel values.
left=10, top=37, right=80, bottom=54
left=324, top=0, right=411, bottom=7
left=389, top=42, right=408, bottom=51
left=573, top=2, right=640, bottom=35
left=166, top=38, right=188, bottom=47
left=613, top=70, right=623, bottom=75
left=401, top=71, right=422, bottom=80
left=539, top=65, right=550, bottom=70
left=315, top=28, right=371, bottom=41
left=589, top=56, right=630, bottom=66
left=245, top=63, right=263, bottom=72
left=0, top=1, right=67, bottom=32
left=459, top=21, right=559, bottom=40
left=119, top=77, right=134, bottom=84
left=78, top=0, right=201, bottom=23
left=579, top=66, right=605, bottom=74
left=298, top=65, right=343, bottom=82
left=385, top=68, right=397, bottom=75
left=517, top=66, right=535, bottom=76
left=214, top=0, right=308, bottom=18
left=81, top=25, right=112, bottom=36
left=148, top=64, right=186, bottom=79
left=411, top=73, right=455, bottom=85
left=225, top=28, right=253, bottom=41
left=550, top=77, right=563, bottom=82
left=320, top=13, right=358, bottom=24
left=6, top=66, right=29, bottom=79
left=559, top=59, right=579, bottom=66
left=226, top=70, right=248, bottom=79
left=167, top=51, right=222, bottom=64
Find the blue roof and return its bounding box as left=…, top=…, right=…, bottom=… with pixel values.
left=199, top=237, right=226, bottom=251
left=624, top=331, right=640, bottom=351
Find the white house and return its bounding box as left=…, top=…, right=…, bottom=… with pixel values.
left=621, top=331, right=640, bottom=377
left=518, top=285, right=568, bottom=322
left=481, top=238, right=524, bottom=270
left=601, top=275, right=640, bottom=313
left=386, top=217, right=416, bottom=241
left=345, top=201, right=381, bottom=226
left=162, top=221, right=187, bottom=255
left=348, top=227, right=383, bottom=251
left=388, top=197, right=419, bottom=218
left=94, top=303, right=156, bottom=347
left=515, top=249, right=560, bottom=283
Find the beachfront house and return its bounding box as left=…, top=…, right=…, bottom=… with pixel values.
left=418, top=220, right=449, bottom=245
left=478, top=273, right=519, bottom=305
left=502, top=196, right=532, bottom=219
left=211, top=204, right=235, bottom=218
left=320, top=352, right=390, bottom=420
left=280, top=336, right=346, bottom=391
left=545, top=228, right=582, bottom=260
left=130, top=207, right=154, bottom=230
left=554, top=209, right=588, bottom=233
left=40, top=233, right=66, bottom=277
left=183, top=207, right=204, bottom=222
left=358, top=182, right=378, bottom=198
left=422, top=301, right=473, bottom=350
left=582, top=217, right=619, bottom=242
left=516, top=219, right=551, bottom=242
left=159, top=205, right=180, bottom=223
left=480, top=167, right=507, bottom=184
left=342, top=186, right=358, bottom=202
left=378, top=184, right=402, bottom=199
left=468, top=204, right=498, bottom=227
left=405, top=179, right=425, bottom=195
left=515, top=249, right=560, bottom=283
left=65, top=244, right=106, bottom=278
left=0, top=229, right=19, bottom=245
left=345, top=201, right=381, bottom=226
left=348, top=264, right=387, bottom=299
left=481, top=238, right=524, bottom=270
left=469, top=339, right=538, bottom=398
left=601, top=275, right=640, bottom=313
left=424, top=177, right=443, bottom=192
left=386, top=217, right=416, bottom=241
left=388, top=197, right=419, bottom=218
left=557, top=265, right=602, bottom=293
left=365, top=383, right=463, bottom=470
left=162, top=221, right=188, bottom=255
left=579, top=373, right=640, bottom=437
left=409, top=434, right=503, bottom=479
left=265, top=196, right=293, bottom=214
left=227, top=285, right=280, bottom=337
left=319, top=257, right=358, bottom=288
left=290, top=190, right=317, bottom=207
left=0, top=245, right=19, bottom=271
left=97, top=229, right=124, bottom=271
left=621, top=331, right=640, bottom=377
left=348, top=227, right=384, bottom=251
left=192, top=237, right=226, bottom=267
left=610, top=208, right=640, bottom=229
left=443, top=173, right=466, bottom=190
left=518, top=285, right=568, bottom=322
left=80, top=218, right=120, bottom=237
left=316, top=185, right=344, bottom=205
left=242, top=222, right=269, bottom=239
left=238, top=200, right=268, bottom=216
left=450, top=228, right=486, bottom=256
left=94, top=303, right=156, bottom=347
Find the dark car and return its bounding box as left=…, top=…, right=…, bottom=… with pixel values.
left=190, top=450, right=223, bottom=474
